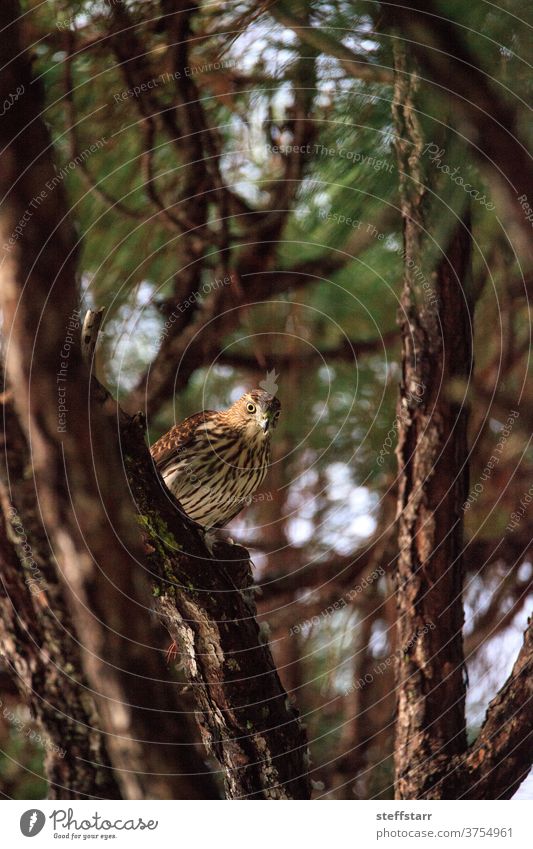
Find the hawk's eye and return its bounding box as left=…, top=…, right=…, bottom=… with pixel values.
left=247, top=402, right=256, bottom=414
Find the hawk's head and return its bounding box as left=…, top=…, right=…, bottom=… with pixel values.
left=227, top=389, right=281, bottom=436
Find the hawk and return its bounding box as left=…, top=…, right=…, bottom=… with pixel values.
left=151, top=389, right=281, bottom=529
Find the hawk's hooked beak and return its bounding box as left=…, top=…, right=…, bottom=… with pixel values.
left=260, top=406, right=279, bottom=433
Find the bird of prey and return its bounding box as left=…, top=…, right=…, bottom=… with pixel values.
left=150, top=389, right=281, bottom=530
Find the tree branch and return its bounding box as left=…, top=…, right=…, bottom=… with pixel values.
left=215, top=330, right=398, bottom=371
left=127, top=205, right=399, bottom=416
left=269, top=1, right=393, bottom=85
left=440, top=618, right=533, bottom=800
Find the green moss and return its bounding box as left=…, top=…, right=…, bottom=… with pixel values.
left=137, top=513, right=180, bottom=548
left=135, top=514, right=202, bottom=601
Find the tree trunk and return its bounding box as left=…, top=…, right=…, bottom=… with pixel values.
left=0, top=403, right=121, bottom=798
left=392, top=38, right=472, bottom=798
left=391, top=36, right=533, bottom=800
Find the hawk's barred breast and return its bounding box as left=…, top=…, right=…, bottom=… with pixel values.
left=150, top=390, right=280, bottom=529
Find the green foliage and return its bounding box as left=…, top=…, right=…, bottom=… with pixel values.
left=0, top=722, right=47, bottom=799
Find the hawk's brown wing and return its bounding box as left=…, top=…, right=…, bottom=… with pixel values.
left=150, top=410, right=217, bottom=472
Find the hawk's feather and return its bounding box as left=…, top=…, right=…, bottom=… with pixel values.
left=150, top=391, right=280, bottom=529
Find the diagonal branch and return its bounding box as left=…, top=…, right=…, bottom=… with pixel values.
left=440, top=618, right=533, bottom=800
left=269, top=1, right=393, bottom=85
left=127, top=204, right=399, bottom=416
left=216, top=329, right=398, bottom=371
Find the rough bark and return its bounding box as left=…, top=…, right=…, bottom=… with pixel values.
left=119, top=411, right=310, bottom=799
left=392, top=41, right=472, bottom=798
left=440, top=618, right=533, bottom=800
left=394, top=214, right=474, bottom=798
left=0, top=0, right=310, bottom=800
left=391, top=37, right=533, bottom=800
left=0, top=404, right=121, bottom=799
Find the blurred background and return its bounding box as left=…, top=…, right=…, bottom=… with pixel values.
left=1, top=0, right=531, bottom=798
